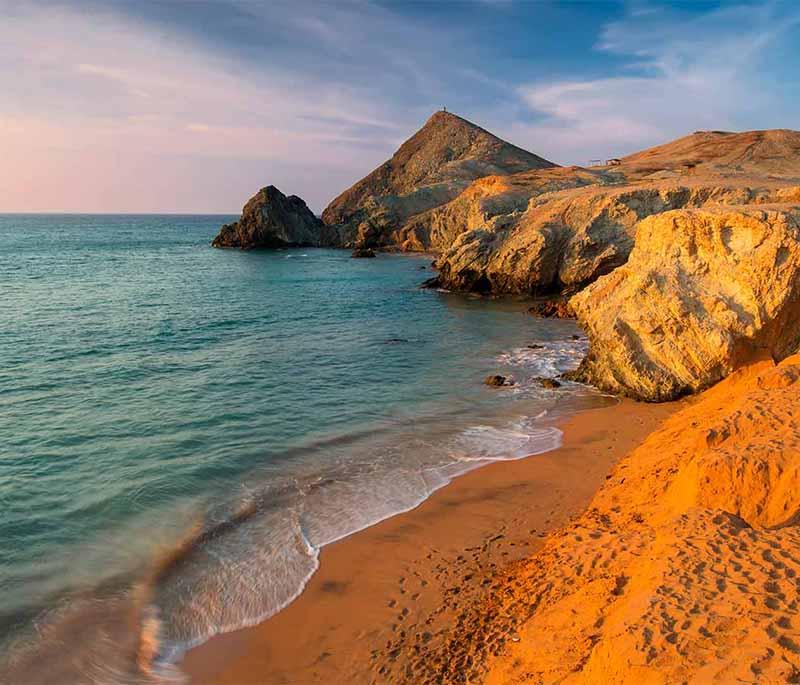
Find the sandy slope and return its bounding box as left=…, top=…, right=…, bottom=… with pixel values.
left=180, top=397, right=675, bottom=685
left=482, top=354, right=800, bottom=684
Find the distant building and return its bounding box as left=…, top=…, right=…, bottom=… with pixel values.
left=588, top=159, right=602, bottom=166
left=606, top=158, right=622, bottom=166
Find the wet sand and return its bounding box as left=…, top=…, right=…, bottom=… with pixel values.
left=182, top=396, right=678, bottom=684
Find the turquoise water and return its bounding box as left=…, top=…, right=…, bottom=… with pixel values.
left=0, top=214, right=603, bottom=683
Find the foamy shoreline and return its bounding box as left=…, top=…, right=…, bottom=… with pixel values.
left=181, top=395, right=675, bottom=684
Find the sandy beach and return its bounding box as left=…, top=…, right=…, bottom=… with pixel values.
left=181, top=396, right=677, bottom=684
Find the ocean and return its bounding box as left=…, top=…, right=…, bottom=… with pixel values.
left=0, top=214, right=608, bottom=683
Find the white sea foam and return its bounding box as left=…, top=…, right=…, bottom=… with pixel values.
left=4, top=333, right=598, bottom=684
left=495, top=338, right=589, bottom=379
left=152, top=336, right=595, bottom=668
left=453, top=421, right=562, bottom=463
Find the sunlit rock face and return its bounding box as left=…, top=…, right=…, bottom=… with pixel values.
left=432, top=127, right=800, bottom=295
left=567, top=204, right=800, bottom=401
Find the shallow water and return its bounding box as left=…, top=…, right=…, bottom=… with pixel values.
left=0, top=214, right=607, bottom=683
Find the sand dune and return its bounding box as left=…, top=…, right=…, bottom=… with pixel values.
left=482, top=354, right=800, bottom=683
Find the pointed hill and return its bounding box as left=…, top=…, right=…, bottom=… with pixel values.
left=321, top=111, right=556, bottom=245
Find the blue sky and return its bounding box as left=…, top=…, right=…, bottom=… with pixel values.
left=1, top=0, right=799, bottom=212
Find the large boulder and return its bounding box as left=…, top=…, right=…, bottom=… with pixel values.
left=212, top=186, right=332, bottom=249
left=567, top=205, right=800, bottom=401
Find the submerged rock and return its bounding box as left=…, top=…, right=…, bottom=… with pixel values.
left=419, top=276, right=441, bottom=289
left=567, top=205, right=800, bottom=401
left=528, top=299, right=575, bottom=319
left=212, top=186, right=332, bottom=250
left=484, top=375, right=514, bottom=388
left=534, top=377, right=562, bottom=389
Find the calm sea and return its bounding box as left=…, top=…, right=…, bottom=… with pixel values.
left=0, top=214, right=607, bottom=683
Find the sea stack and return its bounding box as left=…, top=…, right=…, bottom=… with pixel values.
left=212, top=185, right=332, bottom=250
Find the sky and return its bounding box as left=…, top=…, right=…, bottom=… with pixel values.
left=1, top=0, right=799, bottom=213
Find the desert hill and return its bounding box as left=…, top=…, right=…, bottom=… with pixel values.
left=621, top=128, right=800, bottom=180
left=320, top=111, right=556, bottom=247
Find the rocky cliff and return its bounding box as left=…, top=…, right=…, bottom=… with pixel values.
left=430, top=128, right=800, bottom=294
left=320, top=111, right=556, bottom=248
left=566, top=202, right=800, bottom=401
left=212, top=185, right=332, bottom=249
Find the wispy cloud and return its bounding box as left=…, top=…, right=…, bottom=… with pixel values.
left=510, top=2, right=800, bottom=164
left=0, top=1, right=448, bottom=211
left=1, top=1, right=799, bottom=212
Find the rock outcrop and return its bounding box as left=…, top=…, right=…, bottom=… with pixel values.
left=484, top=375, right=514, bottom=388
left=527, top=298, right=574, bottom=319
left=422, top=128, right=800, bottom=295
left=321, top=111, right=556, bottom=248
left=434, top=182, right=795, bottom=294
left=212, top=186, right=331, bottom=249
left=567, top=204, right=800, bottom=401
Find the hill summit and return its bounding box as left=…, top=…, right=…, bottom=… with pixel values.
left=320, top=110, right=555, bottom=246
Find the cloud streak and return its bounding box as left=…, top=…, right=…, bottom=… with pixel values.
left=510, top=2, right=800, bottom=165
left=1, top=1, right=799, bottom=212
left=0, top=1, right=441, bottom=211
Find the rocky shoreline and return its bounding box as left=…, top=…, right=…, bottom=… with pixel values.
left=213, top=113, right=800, bottom=402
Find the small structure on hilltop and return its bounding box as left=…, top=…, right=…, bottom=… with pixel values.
left=588, top=159, right=603, bottom=167
left=606, top=158, right=622, bottom=166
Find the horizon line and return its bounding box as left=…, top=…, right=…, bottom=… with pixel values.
left=0, top=211, right=242, bottom=216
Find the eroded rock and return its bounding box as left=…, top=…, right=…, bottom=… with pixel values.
left=567, top=206, right=800, bottom=401
left=321, top=111, right=555, bottom=248
left=484, top=375, right=514, bottom=388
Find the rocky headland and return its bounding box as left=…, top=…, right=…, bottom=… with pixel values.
left=217, top=118, right=800, bottom=403
left=320, top=110, right=556, bottom=249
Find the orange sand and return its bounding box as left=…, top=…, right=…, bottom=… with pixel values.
left=482, top=354, right=800, bottom=684
left=181, top=397, right=675, bottom=684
